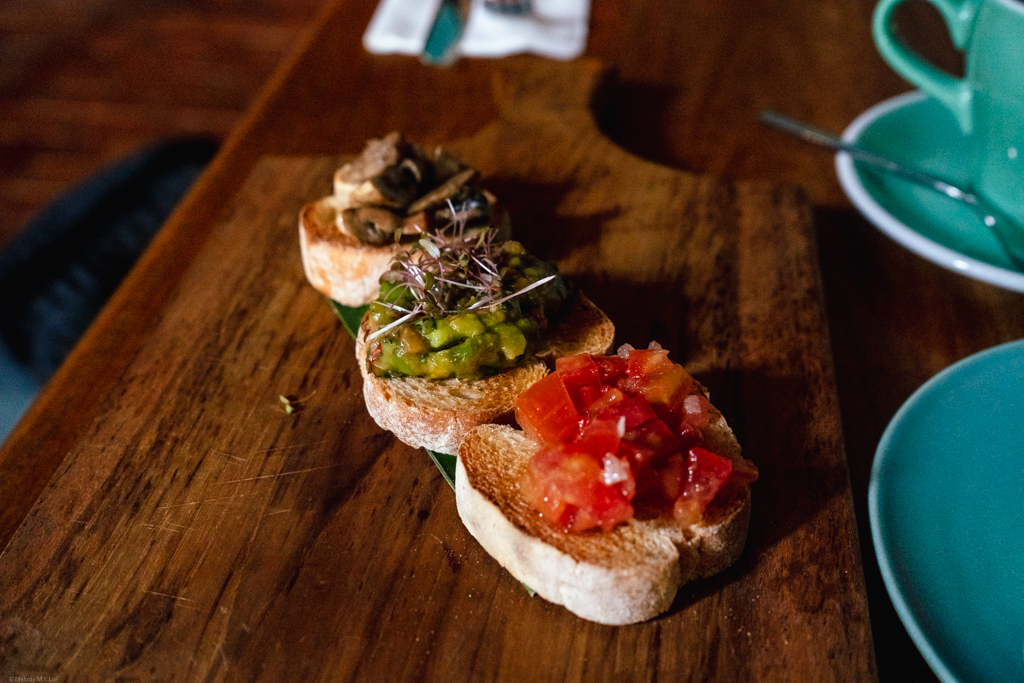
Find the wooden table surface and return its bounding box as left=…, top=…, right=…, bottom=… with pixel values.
left=3, top=0, right=1023, bottom=680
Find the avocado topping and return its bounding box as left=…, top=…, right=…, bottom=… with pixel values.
left=365, top=230, right=572, bottom=380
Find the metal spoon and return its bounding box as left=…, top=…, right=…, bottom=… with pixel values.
left=760, top=110, right=1024, bottom=271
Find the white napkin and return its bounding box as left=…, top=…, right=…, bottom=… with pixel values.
left=363, top=0, right=590, bottom=60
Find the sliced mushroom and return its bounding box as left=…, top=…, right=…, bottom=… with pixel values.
left=402, top=156, right=435, bottom=189
left=406, top=168, right=479, bottom=215
left=342, top=206, right=404, bottom=246
left=400, top=211, right=430, bottom=236
left=430, top=187, right=496, bottom=229
left=371, top=157, right=434, bottom=209
left=336, top=131, right=407, bottom=184
left=432, top=147, right=470, bottom=183
left=349, top=179, right=389, bottom=207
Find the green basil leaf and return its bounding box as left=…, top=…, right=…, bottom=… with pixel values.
left=327, top=299, right=459, bottom=490
left=426, top=450, right=457, bottom=490
left=326, top=298, right=532, bottom=595
left=328, top=300, right=369, bottom=339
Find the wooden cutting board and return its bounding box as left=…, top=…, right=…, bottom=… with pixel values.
left=0, top=60, right=876, bottom=681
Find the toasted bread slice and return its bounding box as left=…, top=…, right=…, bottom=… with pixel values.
left=356, top=292, right=615, bottom=455
left=455, top=392, right=751, bottom=625
left=299, top=133, right=509, bottom=307
left=299, top=195, right=404, bottom=306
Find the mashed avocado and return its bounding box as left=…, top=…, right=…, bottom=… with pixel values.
left=366, top=240, right=572, bottom=380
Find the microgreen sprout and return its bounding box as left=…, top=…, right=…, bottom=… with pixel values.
left=367, top=214, right=555, bottom=342
left=279, top=390, right=316, bottom=415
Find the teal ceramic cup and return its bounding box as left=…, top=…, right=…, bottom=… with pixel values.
left=873, top=0, right=1024, bottom=223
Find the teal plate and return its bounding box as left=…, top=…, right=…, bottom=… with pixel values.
left=869, top=340, right=1024, bottom=683
left=836, top=91, right=1024, bottom=292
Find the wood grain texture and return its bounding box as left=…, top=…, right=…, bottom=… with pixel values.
left=0, top=0, right=324, bottom=246
left=5, top=0, right=1022, bottom=680
left=0, top=59, right=873, bottom=681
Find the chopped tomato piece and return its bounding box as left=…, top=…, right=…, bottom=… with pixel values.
left=593, top=354, right=628, bottom=384
left=555, top=353, right=602, bottom=413
left=622, top=363, right=693, bottom=412
left=564, top=482, right=633, bottom=532
left=515, top=372, right=580, bottom=445
left=621, top=419, right=683, bottom=508
left=519, top=445, right=580, bottom=524
left=626, top=417, right=680, bottom=457
left=570, top=419, right=622, bottom=460
left=680, top=447, right=733, bottom=508
left=618, top=439, right=658, bottom=473
left=673, top=447, right=734, bottom=525
left=519, top=445, right=633, bottom=532
left=659, top=452, right=687, bottom=501
left=676, top=421, right=703, bottom=451
left=593, top=394, right=657, bottom=431
left=625, top=348, right=675, bottom=378
left=587, top=386, right=625, bottom=417
left=673, top=498, right=703, bottom=526
left=682, top=393, right=711, bottom=429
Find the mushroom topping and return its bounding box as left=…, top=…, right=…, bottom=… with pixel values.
left=336, top=131, right=407, bottom=185
left=406, top=168, right=479, bottom=214
left=430, top=187, right=495, bottom=228
left=432, top=147, right=471, bottom=183
left=349, top=180, right=389, bottom=207
left=342, top=206, right=404, bottom=246
left=400, top=211, right=430, bottom=236
left=371, top=156, right=434, bottom=208
left=335, top=133, right=502, bottom=246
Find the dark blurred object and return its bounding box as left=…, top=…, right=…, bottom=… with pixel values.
left=483, top=0, right=531, bottom=15
left=0, top=138, right=218, bottom=380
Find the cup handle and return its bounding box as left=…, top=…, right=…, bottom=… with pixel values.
left=872, top=0, right=979, bottom=134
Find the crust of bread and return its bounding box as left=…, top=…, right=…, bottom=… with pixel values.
left=298, top=195, right=404, bottom=306
left=356, top=292, right=615, bottom=455
left=455, top=396, right=751, bottom=625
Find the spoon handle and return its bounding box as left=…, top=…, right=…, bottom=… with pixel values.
left=760, top=111, right=967, bottom=198
left=760, top=110, right=1024, bottom=270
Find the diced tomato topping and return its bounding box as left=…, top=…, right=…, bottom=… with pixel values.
left=519, top=445, right=633, bottom=532
left=626, top=417, right=680, bottom=457
left=673, top=498, right=703, bottom=527
left=677, top=421, right=703, bottom=451
left=593, top=393, right=657, bottom=431
left=625, top=348, right=675, bottom=378
left=592, top=354, right=628, bottom=384
left=681, top=447, right=733, bottom=507
left=659, top=453, right=687, bottom=501
left=682, top=393, right=711, bottom=429
left=569, top=419, right=622, bottom=460
left=519, top=346, right=755, bottom=534
left=587, top=386, right=625, bottom=417
left=621, top=362, right=693, bottom=414
left=555, top=353, right=602, bottom=413
left=515, top=372, right=580, bottom=445
left=619, top=418, right=683, bottom=509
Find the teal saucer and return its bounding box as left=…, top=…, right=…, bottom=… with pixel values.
left=870, top=340, right=1024, bottom=683
left=837, top=91, right=1024, bottom=292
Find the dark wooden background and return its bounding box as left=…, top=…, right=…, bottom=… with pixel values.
left=3, top=0, right=1023, bottom=681
left=0, top=0, right=322, bottom=247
